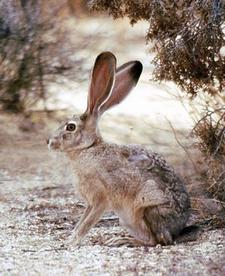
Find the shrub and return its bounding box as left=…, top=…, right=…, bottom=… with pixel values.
left=90, top=0, right=225, bottom=97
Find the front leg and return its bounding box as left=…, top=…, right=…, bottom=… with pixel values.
left=73, top=205, right=92, bottom=232
left=68, top=201, right=106, bottom=247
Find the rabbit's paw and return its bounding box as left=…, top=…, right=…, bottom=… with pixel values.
left=105, top=236, right=145, bottom=247
left=64, top=234, right=82, bottom=250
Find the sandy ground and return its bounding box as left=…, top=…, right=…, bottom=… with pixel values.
left=0, top=15, right=225, bottom=275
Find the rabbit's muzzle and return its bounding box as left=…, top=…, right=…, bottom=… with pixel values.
left=47, top=136, right=61, bottom=150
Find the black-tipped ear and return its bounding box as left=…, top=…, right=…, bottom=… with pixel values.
left=85, top=52, right=116, bottom=117
left=99, top=60, right=143, bottom=114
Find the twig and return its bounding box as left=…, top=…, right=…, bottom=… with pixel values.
left=212, top=126, right=225, bottom=156
left=167, top=119, right=199, bottom=173
left=22, top=245, right=68, bottom=253
left=100, top=215, right=118, bottom=221
left=191, top=108, right=225, bottom=135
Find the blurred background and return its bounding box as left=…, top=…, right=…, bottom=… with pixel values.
left=0, top=0, right=224, bottom=250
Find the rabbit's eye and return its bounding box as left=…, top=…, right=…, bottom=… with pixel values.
left=66, top=123, right=76, bottom=132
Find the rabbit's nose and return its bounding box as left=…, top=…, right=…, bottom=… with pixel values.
left=47, top=136, right=60, bottom=150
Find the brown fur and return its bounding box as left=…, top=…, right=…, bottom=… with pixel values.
left=48, top=52, right=191, bottom=247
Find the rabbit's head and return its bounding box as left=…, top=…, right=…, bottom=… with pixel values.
left=48, top=52, right=143, bottom=153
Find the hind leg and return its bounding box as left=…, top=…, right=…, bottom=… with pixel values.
left=106, top=209, right=156, bottom=247
left=105, top=236, right=150, bottom=247
left=137, top=180, right=184, bottom=245
left=144, top=206, right=178, bottom=246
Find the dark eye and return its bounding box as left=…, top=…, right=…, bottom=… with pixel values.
left=66, top=123, right=76, bottom=131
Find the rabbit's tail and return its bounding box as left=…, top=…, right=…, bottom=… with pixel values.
left=175, top=225, right=201, bottom=244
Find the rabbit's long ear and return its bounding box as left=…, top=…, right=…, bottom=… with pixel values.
left=99, top=60, right=143, bottom=114
left=85, top=52, right=116, bottom=117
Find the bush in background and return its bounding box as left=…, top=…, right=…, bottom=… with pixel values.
left=90, top=1, right=225, bottom=96
left=0, top=0, right=89, bottom=112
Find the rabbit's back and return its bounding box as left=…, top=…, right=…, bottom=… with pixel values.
left=70, top=142, right=190, bottom=214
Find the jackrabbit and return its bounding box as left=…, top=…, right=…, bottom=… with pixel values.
left=48, top=52, right=192, bottom=247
